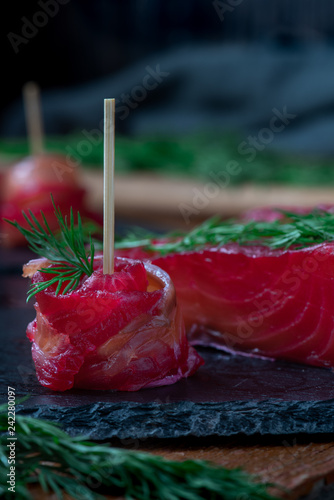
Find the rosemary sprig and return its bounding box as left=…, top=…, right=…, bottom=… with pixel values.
left=115, top=209, right=334, bottom=255
left=4, top=197, right=95, bottom=301
left=0, top=407, right=279, bottom=500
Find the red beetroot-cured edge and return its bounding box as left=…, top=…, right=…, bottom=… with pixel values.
left=24, top=255, right=203, bottom=392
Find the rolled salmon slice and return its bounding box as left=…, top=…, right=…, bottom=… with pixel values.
left=24, top=256, right=203, bottom=391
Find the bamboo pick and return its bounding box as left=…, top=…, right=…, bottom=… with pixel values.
left=23, top=81, right=44, bottom=156
left=103, top=98, right=115, bottom=274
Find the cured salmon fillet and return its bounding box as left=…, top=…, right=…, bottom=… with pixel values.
left=117, top=238, right=334, bottom=369
left=24, top=256, right=203, bottom=391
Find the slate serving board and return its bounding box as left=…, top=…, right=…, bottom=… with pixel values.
left=1, top=248, right=334, bottom=441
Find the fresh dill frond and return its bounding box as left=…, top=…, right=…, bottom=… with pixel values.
left=0, top=406, right=280, bottom=500
left=4, top=196, right=95, bottom=301
left=115, top=209, right=334, bottom=254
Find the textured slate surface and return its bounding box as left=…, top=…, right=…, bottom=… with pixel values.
left=1, top=248, right=334, bottom=440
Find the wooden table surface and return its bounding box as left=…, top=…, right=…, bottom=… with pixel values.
left=27, top=435, right=334, bottom=499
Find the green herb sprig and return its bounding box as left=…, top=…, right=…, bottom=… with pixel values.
left=0, top=407, right=279, bottom=500
left=115, top=210, right=334, bottom=255
left=4, top=197, right=94, bottom=301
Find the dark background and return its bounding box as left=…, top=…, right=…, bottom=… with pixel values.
left=2, top=0, right=334, bottom=153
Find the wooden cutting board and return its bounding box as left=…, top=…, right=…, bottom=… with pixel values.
left=81, top=170, right=334, bottom=229
left=26, top=438, right=334, bottom=500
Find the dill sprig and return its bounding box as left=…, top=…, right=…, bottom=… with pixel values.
left=4, top=197, right=95, bottom=301
left=0, top=407, right=279, bottom=500
left=115, top=209, right=334, bottom=255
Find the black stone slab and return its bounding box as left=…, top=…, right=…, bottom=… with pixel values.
left=1, top=249, right=334, bottom=440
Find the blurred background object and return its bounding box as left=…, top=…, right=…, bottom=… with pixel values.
left=2, top=0, right=334, bottom=153
left=2, top=0, right=334, bottom=233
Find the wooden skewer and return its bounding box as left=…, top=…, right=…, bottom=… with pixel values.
left=103, top=98, right=115, bottom=275
left=23, top=81, right=44, bottom=156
